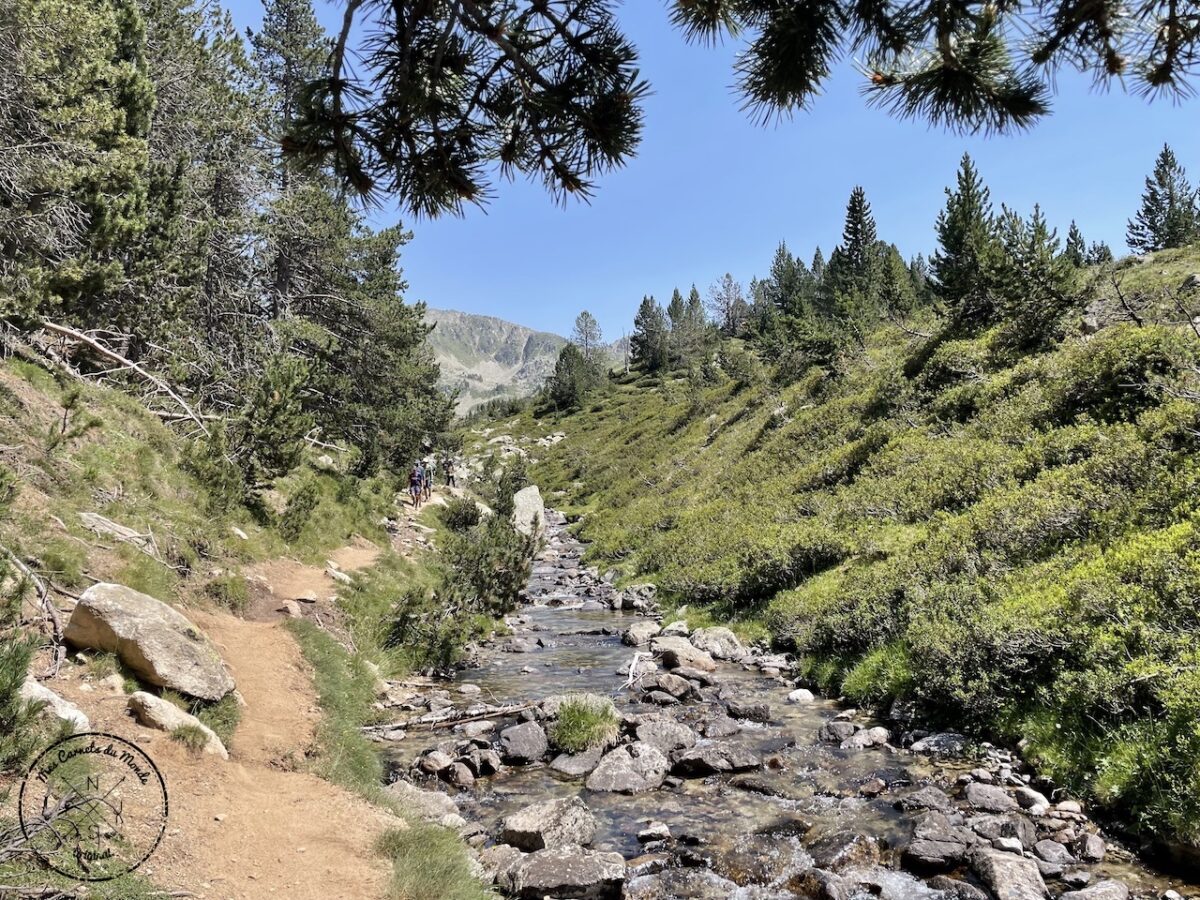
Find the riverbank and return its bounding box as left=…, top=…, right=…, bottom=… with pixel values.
left=374, top=510, right=1200, bottom=899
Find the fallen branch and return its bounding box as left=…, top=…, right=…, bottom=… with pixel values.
left=364, top=701, right=537, bottom=732
left=0, top=544, right=64, bottom=677
left=39, top=320, right=209, bottom=436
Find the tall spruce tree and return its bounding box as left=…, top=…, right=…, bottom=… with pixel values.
left=572, top=310, right=604, bottom=362
left=1086, top=241, right=1115, bottom=265
left=1063, top=221, right=1087, bottom=267
left=931, top=153, right=997, bottom=326
left=991, top=204, right=1075, bottom=348
left=1126, top=145, right=1200, bottom=253
left=631, top=296, right=669, bottom=372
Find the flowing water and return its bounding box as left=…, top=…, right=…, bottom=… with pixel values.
left=385, top=514, right=1199, bottom=898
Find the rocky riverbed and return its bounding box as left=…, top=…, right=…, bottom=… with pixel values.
left=372, top=511, right=1199, bottom=900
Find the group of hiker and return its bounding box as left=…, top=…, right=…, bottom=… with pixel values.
left=408, top=456, right=457, bottom=508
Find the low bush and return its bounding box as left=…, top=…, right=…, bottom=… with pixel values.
left=549, top=695, right=619, bottom=753
left=170, top=723, right=210, bottom=755
left=442, top=496, right=482, bottom=533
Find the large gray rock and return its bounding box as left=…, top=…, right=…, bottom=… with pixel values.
left=20, top=678, right=89, bottom=732
left=841, top=726, right=890, bottom=750
left=689, top=626, right=745, bottom=660
left=385, top=779, right=461, bottom=828
left=585, top=742, right=668, bottom=793
left=910, top=733, right=968, bottom=756
left=622, top=621, right=661, bottom=647
left=1061, top=881, right=1129, bottom=900
left=671, top=742, right=760, bottom=777
left=501, top=797, right=597, bottom=851
left=511, top=485, right=547, bottom=541
left=510, top=845, right=625, bottom=899
left=635, top=718, right=699, bottom=755
left=971, top=848, right=1048, bottom=900
left=806, top=831, right=881, bottom=873
left=965, top=782, right=1019, bottom=813
left=127, top=692, right=227, bottom=759
left=500, top=720, right=549, bottom=764
left=65, top=583, right=234, bottom=701
left=550, top=745, right=606, bottom=777
left=623, top=869, right=743, bottom=900
left=902, top=812, right=977, bottom=871
left=649, top=635, right=717, bottom=672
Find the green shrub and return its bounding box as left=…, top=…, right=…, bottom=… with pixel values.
left=170, top=723, right=210, bottom=755
left=442, top=496, right=482, bottom=533
left=549, top=695, right=619, bottom=753
left=441, top=517, right=533, bottom=617
left=205, top=573, right=249, bottom=615
left=375, top=825, right=492, bottom=900
left=280, top=479, right=320, bottom=542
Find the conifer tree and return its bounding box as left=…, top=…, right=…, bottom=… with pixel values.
left=631, top=296, right=669, bottom=372
left=1063, top=221, right=1087, bottom=267
left=811, top=248, right=826, bottom=284
left=666, top=288, right=686, bottom=363
left=991, top=204, right=1075, bottom=347
left=572, top=310, right=604, bottom=362
left=1086, top=241, right=1114, bottom=265
left=931, top=153, right=997, bottom=326
left=1126, top=145, right=1200, bottom=253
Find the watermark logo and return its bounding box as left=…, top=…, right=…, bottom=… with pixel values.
left=18, top=732, right=169, bottom=882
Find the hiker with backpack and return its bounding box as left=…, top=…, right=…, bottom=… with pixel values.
left=409, top=463, right=424, bottom=509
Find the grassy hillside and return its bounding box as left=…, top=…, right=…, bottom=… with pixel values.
left=487, top=246, right=1200, bottom=852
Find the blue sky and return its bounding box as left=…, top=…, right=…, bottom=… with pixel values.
left=224, top=1, right=1200, bottom=338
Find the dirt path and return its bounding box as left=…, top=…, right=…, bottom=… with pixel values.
left=39, top=540, right=405, bottom=900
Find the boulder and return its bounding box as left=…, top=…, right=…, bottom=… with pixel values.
left=841, top=726, right=890, bottom=750
left=970, top=848, right=1048, bottom=900
left=965, top=782, right=1019, bottom=813
left=510, top=845, right=625, bottom=899
left=443, top=761, right=475, bottom=789
left=689, top=626, right=745, bottom=660
left=127, top=692, right=227, bottom=758
left=623, top=869, right=743, bottom=900
left=385, top=779, right=460, bottom=826
left=910, top=733, right=968, bottom=756
left=659, top=620, right=690, bottom=637
left=898, top=786, right=955, bottom=813
left=585, top=742, right=669, bottom=793
left=671, top=742, right=760, bottom=777
left=418, top=749, right=454, bottom=774
left=1034, top=840, right=1076, bottom=866
left=622, top=622, right=661, bottom=647
left=726, top=700, right=771, bottom=723
left=550, top=745, right=606, bottom=777
left=1014, top=786, right=1050, bottom=809
left=788, top=688, right=816, bottom=704
left=819, top=721, right=859, bottom=744
left=501, top=797, right=597, bottom=851
left=806, top=831, right=881, bottom=872
left=511, top=486, right=547, bottom=541
left=479, top=844, right=524, bottom=892
left=500, top=721, right=549, bottom=764
left=635, top=718, right=699, bottom=755
left=929, top=876, right=991, bottom=900
left=1061, top=881, right=1129, bottom=900
left=1075, top=833, right=1106, bottom=863
left=65, top=583, right=234, bottom=701
left=649, top=635, right=716, bottom=672
left=20, top=678, right=89, bottom=732
left=647, top=672, right=694, bottom=699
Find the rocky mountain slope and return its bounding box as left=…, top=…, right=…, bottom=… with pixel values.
left=425, top=309, right=568, bottom=412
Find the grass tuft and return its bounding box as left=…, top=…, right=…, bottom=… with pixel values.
left=375, top=826, right=494, bottom=900
left=548, top=694, right=619, bottom=753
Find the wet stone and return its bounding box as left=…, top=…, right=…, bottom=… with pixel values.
left=549, top=744, right=605, bottom=777
left=806, top=830, right=882, bottom=873
left=499, top=721, right=549, bottom=765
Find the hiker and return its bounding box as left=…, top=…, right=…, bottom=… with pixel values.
left=408, top=463, right=423, bottom=509
left=423, top=458, right=434, bottom=501
left=444, top=458, right=456, bottom=489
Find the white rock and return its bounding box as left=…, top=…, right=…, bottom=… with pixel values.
left=127, top=692, right=228, bottom=759
left=20, top=678, right=90, bottom=731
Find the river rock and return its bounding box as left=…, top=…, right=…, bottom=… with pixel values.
left=819, top=720, right=859, bottom=743
left=911, top=733, right=969, bottom=756
left=20, top=678, right=89, bottom=732
left=727, top=700, right=771, bottom=723
left=65, top=583, right=234, bottom=701
left=689, top=626, right=745, bottom=660
left=970, top=847, right=1048, bottom=900
left=807, top=830, right=881, bottom=872
left=1075, top=833, right=1106, bottom=863
left=841, top=726, right=890, bottom=750
left=624, top=868, right=743, bottom=899
left=418, top=749, right=454, bottom=774
left=127, top=692, right=228, bottom=759
left=968, top=813, right=1036, bottom=850
left=623, top=622, right=661, bottom=646
left=965, top=782, right=1019, bottom=813
left=650, top=635, right=717, bottom=672
left=702, top=715, right=740, bottom=738
left=788, top=688, right=816, bottom=704
left=585, top=742, right=668, bottom=793
left=443, top=761, right=475, bottom=788
left=672, top=665, right=716, bottom=686
left=501, top=796, right=597, bottom=851
left=1034, top=839, right=1076, bottom=865
left=479, top=844, right=524, bottom=892
left=660, top=620, right=690, bottom=637
left=510, top=845, right=625, bottom=899
left=1014, top=786, right=1050, bottom=809
left=929, top=876, right=991, bottom=900
left=550, top=744, right=606, bottom=777
left=671, top=742, right=760, bottom=777
left=897, top=786, right=954, bottom=813
left=511, top=485, right=547, bottom=540
left=461, top=720, right=495, bottom=739
left=1061, top=881, right=1129, bottom=900
left=647, top=672, right=694, bottom=699
left=500, top=721, right=549, bottom=764
left=385, top=779, right=460, bottom=826
left=903, top=811, right=976, bottom=871
left=635, top=718, right=699, bottom=754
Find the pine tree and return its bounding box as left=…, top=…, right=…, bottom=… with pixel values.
left=666, top=288, right=686, bottom=363
left=1063, top=221, right=1086, bottom=267
left=839, top=186, right=879, bottom=288
left=931, top=153, right=997, bottom=326
left=878, top=245, right=917, bottom=317
left=1086, top=241, right=1114, bottom=265
left=631, top=296, right=669, bottom=372
left=1127, top=144, right=1200, bottom=253
left=810, top=248, right=826, bottom=284
left=572, top=311, right=603, bottom=361
left=991, top=204, right=1075, bottom=348
left=547, top=343, right=600, bottom=409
